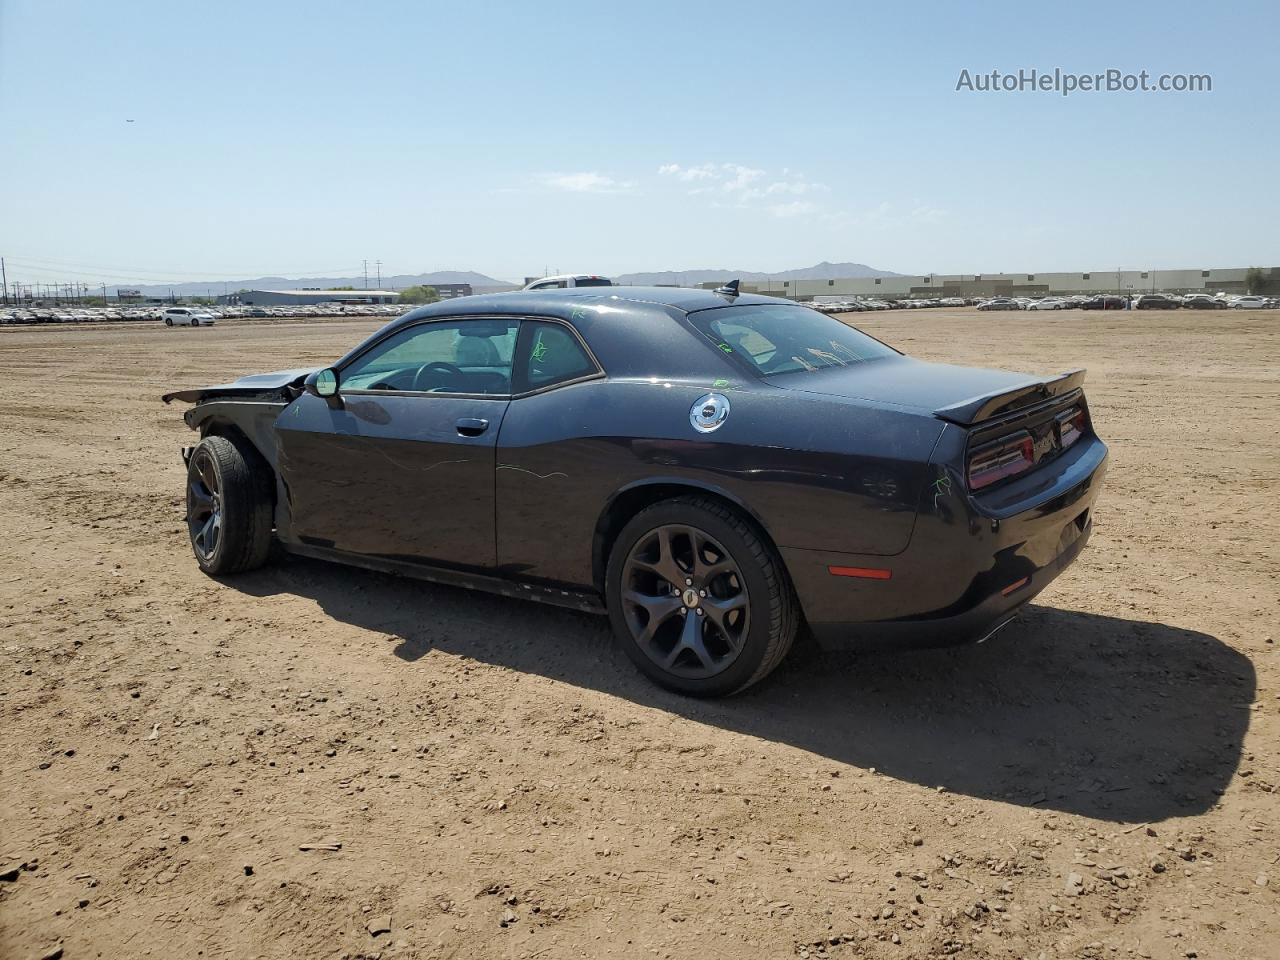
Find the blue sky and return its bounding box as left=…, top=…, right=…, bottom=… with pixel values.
left=1, top=0, right=1275, bottom=285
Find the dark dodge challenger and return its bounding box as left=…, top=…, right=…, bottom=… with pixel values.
left=163, top=285, right=1107, bottom=696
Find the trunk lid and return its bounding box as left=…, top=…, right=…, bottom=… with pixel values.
left=764, top=356, right=1084, bottom=425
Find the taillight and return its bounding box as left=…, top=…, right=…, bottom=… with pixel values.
left=1056, top=406, right=1088, bottom=448
left=968, top=431, right=1034, bottom=490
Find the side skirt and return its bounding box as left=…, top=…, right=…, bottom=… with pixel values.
left=282, top=541, right=606, bottom=615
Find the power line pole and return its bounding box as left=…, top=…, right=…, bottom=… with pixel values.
left=375, top=260, right=382, bottom=290
left=362, top=259, right=369, bottom=289
left=1, top=257, right=8, bottom=306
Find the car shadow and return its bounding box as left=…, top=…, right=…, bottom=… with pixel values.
left=231, top=555, right=1253, bottom=823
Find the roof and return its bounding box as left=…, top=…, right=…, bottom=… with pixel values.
left=403, top=285, right=786, bottom=317
left=525, top=274, right=609, bottom=283
left=247, top=289, right=401, bottom=297
left=345, top=286, right=796, bottom=381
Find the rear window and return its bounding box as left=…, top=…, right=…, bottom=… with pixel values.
left=687, top=303, right=898, bottom=377
left=574, top=277, right=612, bottom=287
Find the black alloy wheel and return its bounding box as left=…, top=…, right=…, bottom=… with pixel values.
left=620, top=523, right=750, bottom=680
left=184, top=435, right=273, bottom=575
left=187, top=447, right=223, bottom=562
left=606, top=497, right=798, bottom=697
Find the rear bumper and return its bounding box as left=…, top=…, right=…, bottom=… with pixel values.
left=786, top=433, right=1107, bottom=650
left=801, top=513, right=1093, bottom=649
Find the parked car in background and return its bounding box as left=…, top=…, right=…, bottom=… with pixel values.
left=977, top=298, right=1020, bottom=311
left=163, top=307, right=216, bottom=327
left=1230, top=295, right=1270, bottom=310
left=1080, top=295, right=1127, bottom=310
left=1133, top=295, right=1181, bottom=310
left=1181, top=295, right=1227, bottom=310
left=1027, top=298, right=1067, bottom=311
left=523, top=274, right=614, bottom=290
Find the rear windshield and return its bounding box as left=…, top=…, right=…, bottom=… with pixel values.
left=688, top=303, right=898, bottom=377
left=574, top=277, right=613, bottom=287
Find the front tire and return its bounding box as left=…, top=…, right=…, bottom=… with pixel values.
left=185, top=435, right=273, bottom=575
left=605, top=497, right=798, bottom=697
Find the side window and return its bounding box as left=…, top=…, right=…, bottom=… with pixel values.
left=531, top=280, right=566, bottom=290
left=516, top=321, right=598, bottom=392
left=340, top=318, right=518, bottom=395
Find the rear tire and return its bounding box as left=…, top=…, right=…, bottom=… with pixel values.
left=164, top=317, right=173, bottom=326
left=185, top=435, right=273, bottom=575
left=605, top=496, right=798, bottom=697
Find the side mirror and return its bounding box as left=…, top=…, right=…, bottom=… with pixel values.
left=306, top=368, right=340, bottom=398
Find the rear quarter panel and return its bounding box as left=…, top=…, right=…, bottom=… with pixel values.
left=495, top=378, right=945, bottom=588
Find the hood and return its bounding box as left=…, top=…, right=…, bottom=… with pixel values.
left=161, top=367, right=318, bottom=404
left=765, top=356, right=1084, bottom=425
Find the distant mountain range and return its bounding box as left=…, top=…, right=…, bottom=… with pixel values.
left=613, top=261, right=901, bottom=286
left=122, top=261, right=900, bottom=297
left=127, top=270, right=513, bottom=298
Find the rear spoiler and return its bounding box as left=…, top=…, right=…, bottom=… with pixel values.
left=934, top=368, right=1086, bottom=426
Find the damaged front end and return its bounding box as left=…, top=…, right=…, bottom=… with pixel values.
left=163, top=367, right=315, bottom=478
left=161, top=367, right=318, bottom=406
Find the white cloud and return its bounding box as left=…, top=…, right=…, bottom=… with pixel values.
left=817, top=200, right=948, bottom=229
left=660, top=162, right=826, bottom=214
left=720, top=163, right=766, bottom=193
left=907, top=201, right=947, bottom=224
left=657, top=163, right=718, bottom=182
left=764, top=177, right=826, bottom=196
left=538, top=171, right=635, bottom=194
left=767, top=200, right=821, bottom=219
left=654, top=163, right=945, bottom=229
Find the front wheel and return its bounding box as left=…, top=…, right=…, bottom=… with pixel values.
left=605, top=497, right=798, bottom=697
left=185, top=435, right=273, bottom=575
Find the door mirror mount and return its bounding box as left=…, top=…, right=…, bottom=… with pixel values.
left=306, top=368, right=340, bottom=398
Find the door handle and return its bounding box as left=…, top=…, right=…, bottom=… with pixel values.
left=455, top=417, right=489, bottom=437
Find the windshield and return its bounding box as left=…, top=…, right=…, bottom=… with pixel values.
left=688, top=303, right=898, bottom=376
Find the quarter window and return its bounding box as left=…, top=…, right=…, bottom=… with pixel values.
left=340, top=318, right=518, bottom=395
left=517, top=321, right=598, bottom=392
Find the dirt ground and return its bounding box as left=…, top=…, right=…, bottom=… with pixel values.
left=1, top=308, right=1277, bottom=960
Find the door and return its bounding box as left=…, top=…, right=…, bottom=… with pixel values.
left=276, top=316, right=519, bottom=570
left=495, top=319, right=606, bottom=585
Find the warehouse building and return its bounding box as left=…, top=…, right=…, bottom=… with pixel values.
left=707, top=266, right=1277, bottom=301
left=218, top=289, right=401, bottom=306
